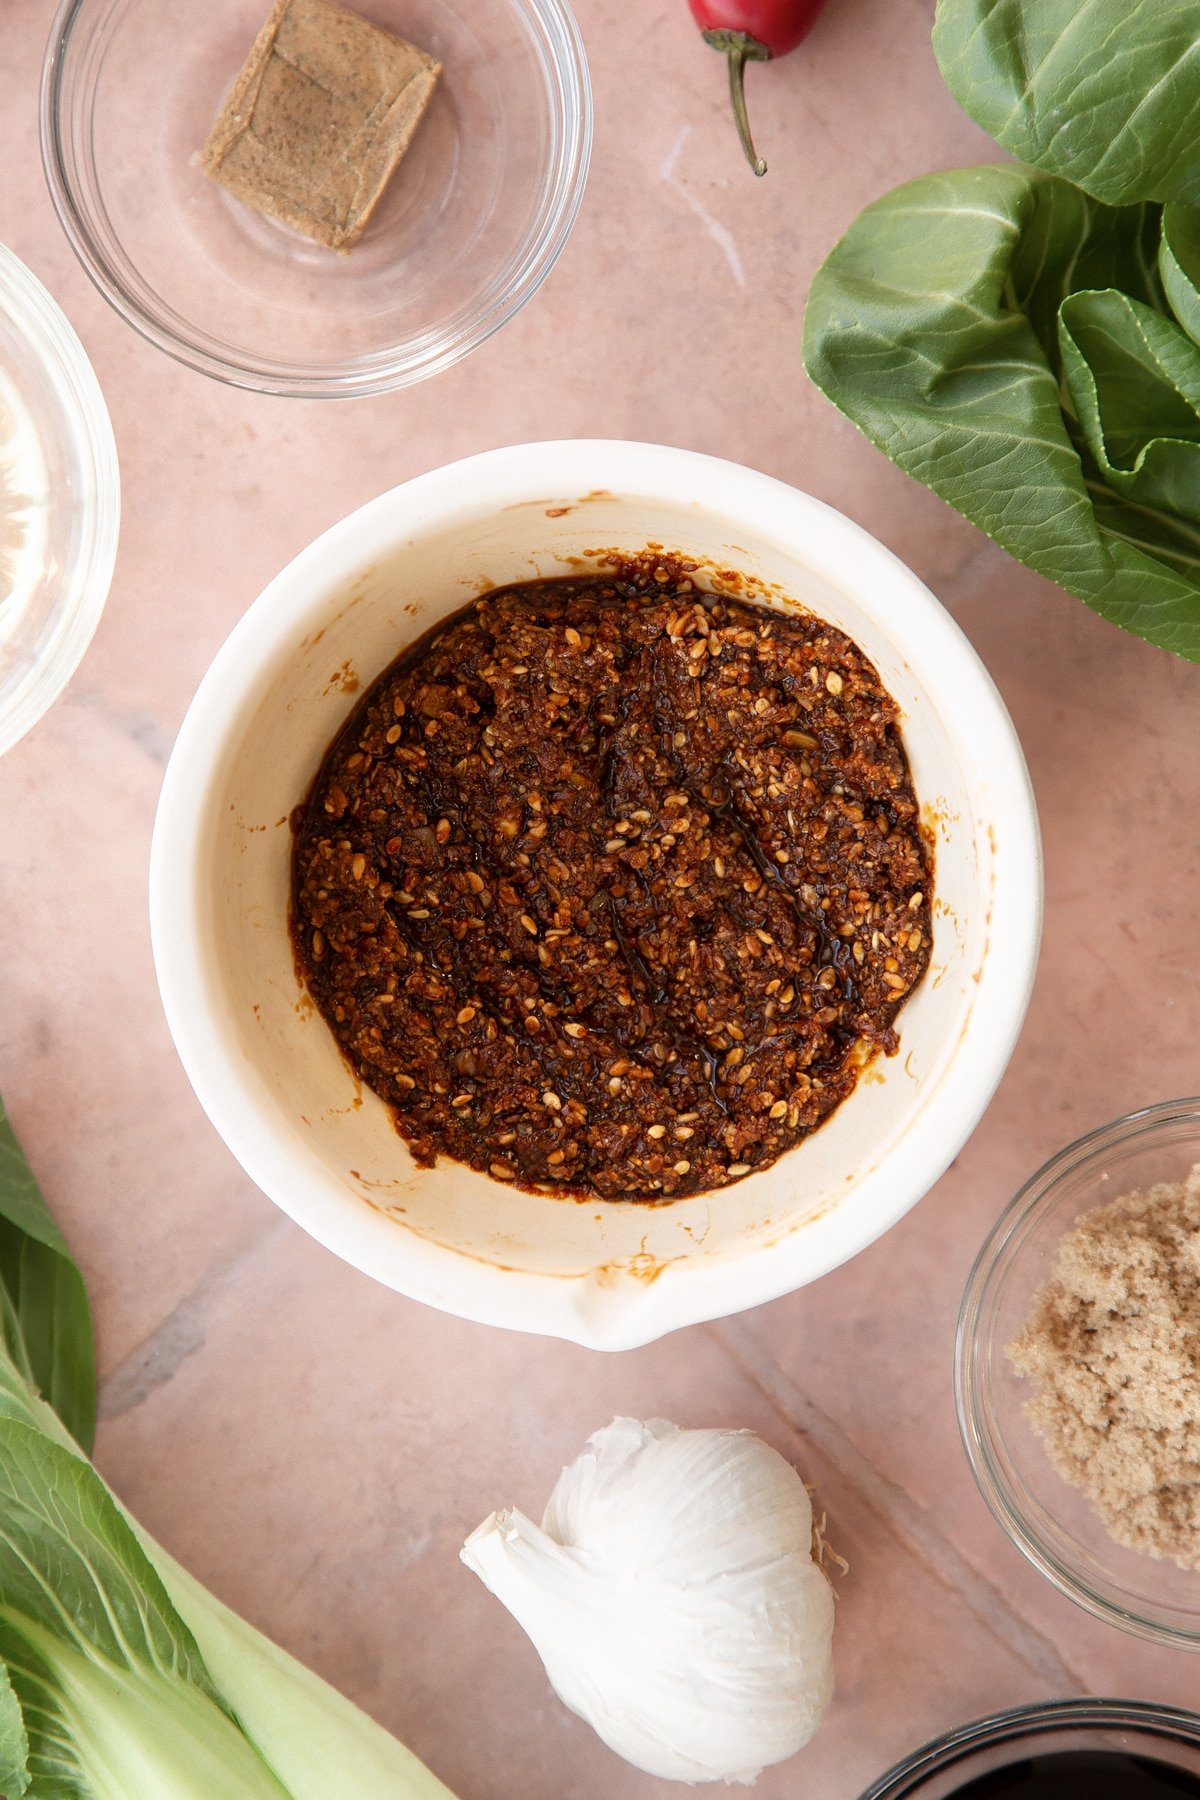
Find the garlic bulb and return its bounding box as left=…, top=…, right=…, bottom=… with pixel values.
left=461, top=1417, right=834, bottom=1785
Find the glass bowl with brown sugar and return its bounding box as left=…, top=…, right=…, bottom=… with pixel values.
left=958, top=1097, right=1200, bottom=1649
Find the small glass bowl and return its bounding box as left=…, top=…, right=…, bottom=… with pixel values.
left=0, top=243, right=119, bottom=757
left=860, top=1698, right=1200, bottom=1798
left=41, top=0, right=591, bottom=397
left=957, top=1098, right=1200, bottom=1649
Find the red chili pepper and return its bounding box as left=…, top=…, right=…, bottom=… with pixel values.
left=689, top=0, right=828, bottom=176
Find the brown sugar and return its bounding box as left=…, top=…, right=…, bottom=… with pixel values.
left=1008, top=1164, right=1200, bottom=1568
left=200, top=0, right=440, bottom=253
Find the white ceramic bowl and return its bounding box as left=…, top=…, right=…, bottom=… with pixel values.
left=150, top=441, right=1042, bottom=1349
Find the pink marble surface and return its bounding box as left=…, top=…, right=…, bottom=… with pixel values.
left=4, top=0, right=1200, bottom=1793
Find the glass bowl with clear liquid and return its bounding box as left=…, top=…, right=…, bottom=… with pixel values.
left=0, top=244, right=118, bottom=756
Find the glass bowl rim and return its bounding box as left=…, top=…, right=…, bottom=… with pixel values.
left=860, top=1696, right=1200, bottom=1798
left=0, top=240, right=120, bottom=757
left=956, top=1096, right=1200, bottom=1651
left=38, top=0, right=593, bottom=399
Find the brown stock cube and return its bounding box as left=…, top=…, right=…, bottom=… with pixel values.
left=200, top=0, right=440, bottom=253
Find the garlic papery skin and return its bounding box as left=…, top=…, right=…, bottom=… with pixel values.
left=460, top=1417, right=834, bottom=1785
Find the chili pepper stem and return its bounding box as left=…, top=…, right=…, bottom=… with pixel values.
left=702, top=29, right=772, bottom=176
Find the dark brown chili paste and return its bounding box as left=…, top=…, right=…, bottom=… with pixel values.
left=291, top=568, right=932, bottom=1199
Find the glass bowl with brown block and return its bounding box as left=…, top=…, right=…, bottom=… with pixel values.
left=41, top=0, right=591, bottom=395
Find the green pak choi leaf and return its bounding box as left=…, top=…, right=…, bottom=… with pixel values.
left=0, top=1094, right=456, bottom=1798
left=0, top=1655, right=31, bottom=1795
left=1059, top=289, right=1200, bottom=524
left=802, top=163, right=1200, bottom=659
left=933, top=0, right=1200, bottom=206
left=1159, top=205, right=1200, bottom=349
left=0, top=1104, right=95, bottom=1452
left=1, top=1620, right=290, bottom=1800
left=0, top=1422, right=291, bottom=1798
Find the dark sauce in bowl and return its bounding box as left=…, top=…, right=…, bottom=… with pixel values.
left=947, top=1748, right=1200, bottom=1797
